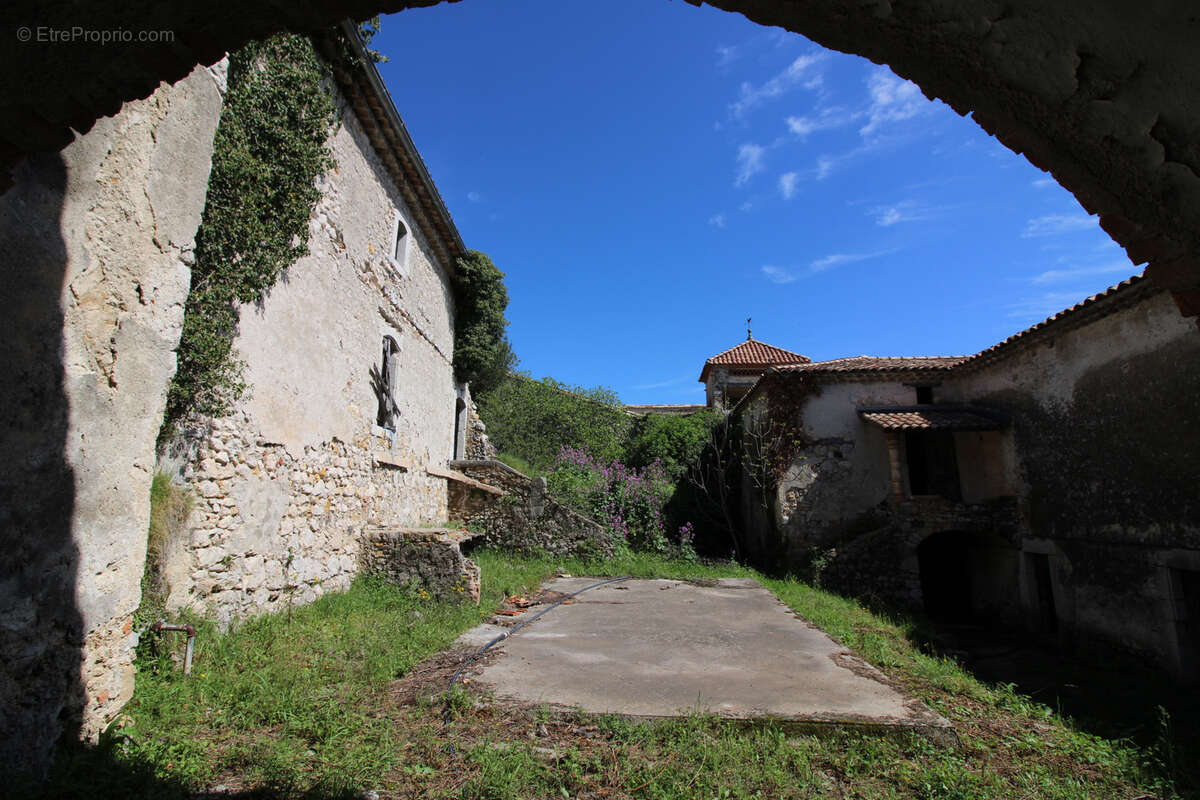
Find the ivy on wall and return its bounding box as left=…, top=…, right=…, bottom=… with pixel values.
left=162, top=33, right=338, bottom=434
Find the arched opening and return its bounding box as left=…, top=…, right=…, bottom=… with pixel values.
left=918, top=530, right=1020, bottom=625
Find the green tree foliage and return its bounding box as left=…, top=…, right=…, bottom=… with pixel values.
left=624, top=409, right=722, bottom=480
left=163, top=34, right=337, bottom=434
left=477, top=374, right=632, bottom=470
left=453, top=250, right=517, bottom=396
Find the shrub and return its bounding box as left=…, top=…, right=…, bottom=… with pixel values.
left=547, top=446, right=674, bottom=553
left=453, top=250, right=517, bottom=396
left=624, top=409, right=721, bottom=480
left=477, top=374, right=632, bottom=471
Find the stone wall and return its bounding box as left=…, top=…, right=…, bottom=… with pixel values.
left=162, top=67, right=459, bottom=625
left=360, top=527, right=480, bottom=603
left=0, top=62, right=224, bottom=774
left=448, top=460, right=613, bottom=558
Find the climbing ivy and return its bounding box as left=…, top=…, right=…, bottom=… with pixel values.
left=162, top=33, right=338, bottom=435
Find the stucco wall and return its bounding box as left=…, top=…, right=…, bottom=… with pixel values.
left=165, top=81, right=458, bottom=624
left=0, top=63, right=224, bottom=773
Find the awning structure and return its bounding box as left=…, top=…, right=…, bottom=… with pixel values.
left=857, top=405, right=1008, bottom=431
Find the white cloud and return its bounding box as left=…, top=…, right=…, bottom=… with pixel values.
left=731, top=53, right=826, bottom=118
left=708, top=213, right=727, bottom=229
left=1031, top=177, right=1055, bottom=189
left=739, top=201, right=754, bottom=213
left=634, top=375, right=693, bottom=390
left=1030, top=261, right=1133, bottom=285
left=716, top=44, right=740, bottom=68
left=869, top=200, right=940, bottom=227
left=761, top=265, right=798, bottom=284
left=1007, top=290, right=1094, bottom=320
left=785, top=106, right=859, bottom=138
left=809, top=249, right=892, bottom=274
left=859, top=68, right=930, bottom=141
left=735, top=143, right=766, bottom=187
left=1021, top=212, right=1098, bottom=238
left=467, top=191, right=483, bottom=203
left=779, top=172, right=798, bottom=199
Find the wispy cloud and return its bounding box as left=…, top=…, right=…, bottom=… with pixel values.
left=633, top=375, right=694, bottom=390
left=761, top=265, right=798, bottom=284
left=1030, top=177, right=1055, bottom=189
left=868, top=200, right=943, bottom=227
left=1030, top=261, right=1133, bottom=285
left=785, top=106, right=859, bottom=138
left=467, top=191, right=483, bottom=203
left=731, top=53, right=826, bottom=118
left=809, top=249, right=892, bottom=274
left=739, top=200, right=754, bottom=213
left=1007, top=290, right=1094, bottom=320
left=779, top=172, right=798, bottom=199
left=1021, top=212, right=1097, bottom=238
left=708, top=213, right=727, bottom=229
left=735, top=143, right=766, bottom=187
left=859, top=68, right=930, bottom=141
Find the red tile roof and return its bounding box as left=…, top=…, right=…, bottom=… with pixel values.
left=775, top=355, right=967, bottom=376
left=624, top=404, right=707, bottom=416
left=858, top=405, right=1008, bottom=431
left=699, top=339, right=810, bottom=382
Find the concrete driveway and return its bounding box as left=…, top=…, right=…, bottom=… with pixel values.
left=456, top=577, right=951, bottom=738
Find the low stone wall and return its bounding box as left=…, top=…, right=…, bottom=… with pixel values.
left=448, top=460, right=613, bottom=558
left=360, top=527, right=480, bottom=603
left=165, top=412, right=450, bottom=626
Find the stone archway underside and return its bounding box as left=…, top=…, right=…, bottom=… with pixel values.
left=2, top=1, right=1199, bottom=322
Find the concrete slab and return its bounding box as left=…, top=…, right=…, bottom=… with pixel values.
left=457, top=577, right=951, bottom=739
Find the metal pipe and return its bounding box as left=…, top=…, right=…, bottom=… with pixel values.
left=151, top=620, right=197, bottom=675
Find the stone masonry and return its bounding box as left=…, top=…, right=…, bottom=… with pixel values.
left=360, top=527, right=480, bottom=604
left=448, top=460, right=613, bottom=558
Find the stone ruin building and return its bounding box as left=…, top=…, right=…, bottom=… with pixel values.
left=3, top=0, right=1200, bottom=780
left=727, top=275, right=1200, bottom=682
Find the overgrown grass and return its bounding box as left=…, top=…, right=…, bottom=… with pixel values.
left=36, top=550, right=1181, bottom=799
left=493, top=451, right=541, bottom=477
left=136, top=472, right=193, bottom=629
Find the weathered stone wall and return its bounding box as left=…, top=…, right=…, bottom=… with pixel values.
left=360, top=527, right=480, bottom=603
left=162, top=74, right=459, bottom=624
left=948, top=287, right=1200, bottom=668
left=0, top=63, right=224, bottom=773
left=448, top=460, right=613, bottom=558
left=465, top=399, right=498, bottom=461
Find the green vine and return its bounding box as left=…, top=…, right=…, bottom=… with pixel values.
left=162, top=33, right=338, bottom=435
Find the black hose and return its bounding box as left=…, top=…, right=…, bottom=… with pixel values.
left=444, top=574, right=632, bottom=702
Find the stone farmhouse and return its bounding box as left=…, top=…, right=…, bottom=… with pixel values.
left=727, top=275, right=1200, bottom=681
left=0, top=24, right=493, bottom=772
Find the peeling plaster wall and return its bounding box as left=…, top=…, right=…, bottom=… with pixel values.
left=165, top=80, right=458, bottom=625
left=0, top=63, right=224, bottom=774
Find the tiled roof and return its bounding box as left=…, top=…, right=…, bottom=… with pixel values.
left=858, top=405, right=1008, bottom=431
left=957, top=274, right=1153, bottom=370
left=625, top=404, right=707, bottom=416
left=774, top=356, right=968, bottom=375
left=699, top=339, right=810, bottom=382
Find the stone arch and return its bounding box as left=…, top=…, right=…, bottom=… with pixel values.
left=3, top=1, right=1200, bottom=325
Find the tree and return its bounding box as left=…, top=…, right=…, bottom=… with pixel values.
left=453, top=250, right=517, bottom=396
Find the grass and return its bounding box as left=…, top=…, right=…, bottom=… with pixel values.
left=494, top=451, right=541, bottom=477
left=32, top=549, right=1184, bottom=799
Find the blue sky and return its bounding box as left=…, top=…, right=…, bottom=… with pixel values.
left=372, top=0, right=1137, bottom=405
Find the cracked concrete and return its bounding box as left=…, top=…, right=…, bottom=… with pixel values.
left=458, top=577, right=952, bottom=740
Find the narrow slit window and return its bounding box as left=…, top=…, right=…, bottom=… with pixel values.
left=392, top=217, right=408, bottom=270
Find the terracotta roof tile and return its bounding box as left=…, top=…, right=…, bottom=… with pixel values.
left=857, top=405, right=1008, bottom=431
left=699, top=339, right=810, bottom=381
left=775, top=355, right=967, bottom=375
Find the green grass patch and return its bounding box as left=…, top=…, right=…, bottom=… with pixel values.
left=37, top=549, right=1180, bottom=799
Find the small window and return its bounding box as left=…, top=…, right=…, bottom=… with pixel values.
left=392, top=217, right=408, bottom=271
left=375, top=336, right=401, bottom=429
left=916, top=385, right=934, bottom=404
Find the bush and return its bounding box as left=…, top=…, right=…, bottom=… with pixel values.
left=477, top=374, right=632, bottom=471
left=624, top=409, right=721, bottom=480
left=547, top=447, right=676, bottom=553
left=453, top=250, right=517, bottom=396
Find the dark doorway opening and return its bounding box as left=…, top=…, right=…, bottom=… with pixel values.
left=918, top=531, right=972, bottom=622
left=905, top=431, right=961, bottom=500
left=1173, top=568, right=1200, bottom=684
left=1027, top=552, right=1058, bottom=634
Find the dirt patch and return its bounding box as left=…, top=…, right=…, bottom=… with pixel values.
left=390, top=646, right=497, bottom=707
